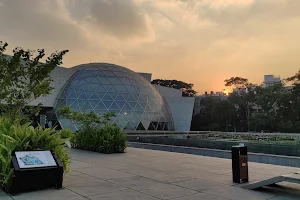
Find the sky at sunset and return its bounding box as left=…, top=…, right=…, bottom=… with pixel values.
left=1, top=0, right=300, bottom=94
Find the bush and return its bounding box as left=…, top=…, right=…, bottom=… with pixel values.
left=57, top=106, right=127, bottom=154
left=71, top=124, right=127, bottom=154
left=58, top=128, right=73, bottom=139
left=0, top=117, right=70, bottom=188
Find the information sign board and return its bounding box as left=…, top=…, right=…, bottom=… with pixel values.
left=15, top=151, right=57, bottom=169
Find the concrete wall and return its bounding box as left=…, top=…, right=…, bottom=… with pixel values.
left=152, top=85, right=182, bottom=98
left=29, top=67, right=76, bottom=107
left=164, top=97, right=195, bottom=131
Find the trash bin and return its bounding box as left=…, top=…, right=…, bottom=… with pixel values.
left=232, top=145, right=249, bottom=183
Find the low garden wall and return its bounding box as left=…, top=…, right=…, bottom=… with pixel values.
left=127, top=135, right=300, bottom=157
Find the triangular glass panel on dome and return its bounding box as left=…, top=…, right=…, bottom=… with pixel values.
left=135, top=111, right=143, bottom=118
left=128, top=102, right=136, bottom=109
left=96, top=85, right=106, bottom=92
left=96, top=71, right=105, bottom=77
left=97, top=92, right=106, bottom=99
left=90, top=77, right=100, bottom=84
left=131, top=94, right=139, bottom=101
left=90, top=83, right=100, bottom=91
left=98, top=77, right=111, bottom=84
left=121, top=93, right=130, bottom=100
left=115, top=94, right=125, bottom=101
left=78, top=92, right=87, bottom=100
left=117, top=113, right=127, bottom=121
left=117, top=120, right=127, bottom=130
left=145, top=104, right=153, bottom=112
left=65, top=88, right=76, bottom=98
left=109, top=77, right=122, bottom=85
left=85, top=77, right=93, bottom=83
left=127, top=94, right=135, bottom=102
left=56, top=99, right=66, bottom=107
left=102, top=70, right=114, bottom=77
left=95, top=102, right=106, bottom=110
left=66, top=99, right=76, bottom=106
left=58, top=92, right=66, bottom=99
left=89, top=100, right=99, bottom=108
left=108, top=102, right=119, bottom=111
left=138, top=95, right=147, bottom=103
left=120, top=77, right=131, bottom=85
left=109, top=92, right=118, bottom=100
left=113, top=71, right=125, bottom=77
left=85, top=91, right=94, bottom=99
left=115, top=101, right=125, bottom=109
left=78, top=99, right=86, bottom=108
left=84, top=84, right=94, bottom=91
left=153, top=104, right=162, bottom=112
left=74, top=89, right=83, bottom=97
left=102, top=85, right=112, bottom=92
left=124, top=122, right=135, bottom=131
left=75, top=79, right=88, bottom=86
left=133, top=86, right=140, bottom=94
left=89, top=93, right=99, bottom=100
left=122, top=102, right=132, bottom=111
left=70, top=100, right=80, bottom=110
left=125, top=85, right=133, bottom=93
left=114, top=85, right=127, bottom=92
left=136, top=123, right=146, bottom=130
left=141, top=120, right=150, bottom=131
left=68, top=79, right=80, bottom=87
left=123, top=72, right=132, bottom=79
left=129, top=79, right=137, bottom=86
left=134, top=103, right=143, bottom=111
left=145, top=112, right=155, bottom=121
left=82, top=102, right=93, bottom=110
left=102, top=94, right=113, bottom=101
left=109, top=86, right=118, bottom=93
left=138, top=102, right=146, bottom=110
left=103, top=101, right=112, bottom=109
left=77, top=84, right=87, bottom=90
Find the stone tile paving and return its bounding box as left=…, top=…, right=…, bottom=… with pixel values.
left=1, top=147, right=300, bottom=199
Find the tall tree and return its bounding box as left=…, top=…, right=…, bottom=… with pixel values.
left=151, top=79, right=197, bottom=97
left=285, top=69, right=300, bottom=84
left=224, top=77, right=249, bottom=89
left=0, top=41, right=68, bottom=122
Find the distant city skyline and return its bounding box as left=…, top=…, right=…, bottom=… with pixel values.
left=1, top=0, right=300, bottom=94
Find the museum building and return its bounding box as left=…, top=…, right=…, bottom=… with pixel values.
left=30, top=63, right=195, bottom=132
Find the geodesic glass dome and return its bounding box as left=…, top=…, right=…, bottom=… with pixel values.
left=54, top=63, right=174, bottom=132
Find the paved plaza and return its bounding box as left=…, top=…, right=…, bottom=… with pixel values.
left=1, top=147, right=300, bottom=200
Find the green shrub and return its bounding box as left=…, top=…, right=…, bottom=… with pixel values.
left=58, top=128, right=73, bottom=139
left=57, top=106, right=126, bottom=153
left=0, top=117, right=70, bottom=188
left=71, top=124, right=127, bottom=154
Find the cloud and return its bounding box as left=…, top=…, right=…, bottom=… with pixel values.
left=84, top=0, right=155, bottom=41
left=0, top=0, right=90, bottom=50
left=1, top=0, right=300, bottom=93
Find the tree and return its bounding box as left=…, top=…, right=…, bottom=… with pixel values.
left=191, top=97, right=234, bottom=131
left=224, top=77, right=249, bottom=89
left=151, top=79, right=197, bottom=97
left=56, top=106, right=115, bottom=129
left=0, top=41, right=68, bottom=122
left=285, top=69, right=300, bottom=84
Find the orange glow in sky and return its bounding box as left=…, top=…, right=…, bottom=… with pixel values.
left=1, top=0, right=300, bottom=95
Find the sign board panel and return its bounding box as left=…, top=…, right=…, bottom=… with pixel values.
left=15, top=151, right=57, bottom=169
